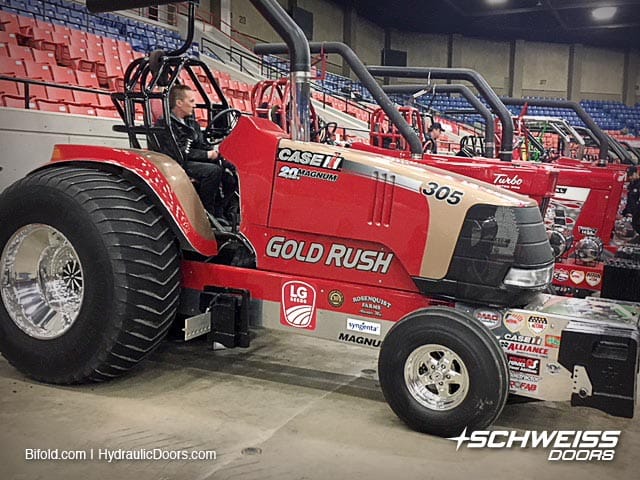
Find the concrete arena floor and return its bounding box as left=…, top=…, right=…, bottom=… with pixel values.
left=1, top=329, right=639, bottom=480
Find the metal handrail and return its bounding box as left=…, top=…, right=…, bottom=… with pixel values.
left=0, top=75, right=114, bottom=110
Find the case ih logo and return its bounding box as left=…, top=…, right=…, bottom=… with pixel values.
left=508, top=354, right=541, bottom=375
left=278, top=148, right=343, bottom=171
left=281, top=281, right=317, bottom=330
left=493, top=174, right=523, bottom=189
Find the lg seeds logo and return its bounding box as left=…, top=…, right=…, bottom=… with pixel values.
left=281, top=281, right=317, bottom=330
left=449, top=428, right=620, bottom=461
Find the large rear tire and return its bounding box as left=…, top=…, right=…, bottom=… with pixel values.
left=0, top=166, right=181, bottom=383
left=378, top=307, right=509, bottom=437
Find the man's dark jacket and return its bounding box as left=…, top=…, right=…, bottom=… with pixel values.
left=154, top=113, right=212, bottom=164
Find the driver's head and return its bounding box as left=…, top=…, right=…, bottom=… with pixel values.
left=170, top=84, right=196, bottom=119
left=429, top=122, right=443, bottom=140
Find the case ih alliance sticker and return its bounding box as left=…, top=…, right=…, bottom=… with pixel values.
left=503, top=312, right=526, bottom=333
left=281, top=281, right=317, bottom=330
left=266, top=236, right=394, bottom=274
left=527, top=315, right=548, bottom=335
left=277, top=148, right=343, bottom=182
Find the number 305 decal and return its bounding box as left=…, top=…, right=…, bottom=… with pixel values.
left=422, top=182, right=464, bottom=205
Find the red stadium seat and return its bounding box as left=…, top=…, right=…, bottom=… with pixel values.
left=95, top=93, right=115, bottom=108
left=28, top=27, right=53, bottom=50
left=16, top=16, right=36, bottom=38
left=59, top=45, right=87, bottom=69
left=0, top=79, right=23, bottom=96
left=50, top=65, right=76, bottom=85
left=68, top=29, right=88, bottom=48
left=26, top=84, right=47, bottom=100
left=0, top=57, right=26, bottom=77
left=22, top=60, right=53, bottom=82
left=7, top=44, right=34, bottom=61
left=32, top=49, right=57, bottom=67
left=72, top=90, right=99, bottom=106
left=36, top=100, right=69, bottom=114
left=96, top=56, right=122, bottom=88
left=78, top=44, right=105, bottom=72
left=0, top=12, right=20, bottom=36
left=75, top=70, right=100, bottom=89
left=94, top=107, right=120, bottom=118
left=45, top=86, right=74, bottom=103
left=42, top=32, right=71, bottom=57
left=3, top=95, right=35, bottom=109
left=0, top=31, right=19, bottom=46
left=68, top=105, right=97, bottom=116
left=51, top=24, right=72, bottom=37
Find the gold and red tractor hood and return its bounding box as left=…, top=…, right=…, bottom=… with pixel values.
left=275, top=139, right=555, bottom=306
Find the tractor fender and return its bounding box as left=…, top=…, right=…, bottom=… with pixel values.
left=35, top=144, right=218, bottom=256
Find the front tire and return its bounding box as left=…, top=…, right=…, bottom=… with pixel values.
left=378, top=307, right=509, bottom=437
left=0, top=166, right=181, bottom=383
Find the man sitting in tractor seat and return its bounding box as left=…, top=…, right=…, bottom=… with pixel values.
left=156, top=84, right=238, bottom=223
left=423, top=122, right=443, bottom=154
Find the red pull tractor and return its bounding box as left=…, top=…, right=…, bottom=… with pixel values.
left=0, top=0, right=639, bottom=438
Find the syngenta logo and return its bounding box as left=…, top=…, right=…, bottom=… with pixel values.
left=448, top=428, right=620, bottom=461
left=346, top=318, right=381, bottom=336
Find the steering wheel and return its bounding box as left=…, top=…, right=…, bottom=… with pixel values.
left=315, top=121, right=338, bottom=143
left=422, top=138, right=435, bottom=154
left=204, top=107, right=242, bottom=144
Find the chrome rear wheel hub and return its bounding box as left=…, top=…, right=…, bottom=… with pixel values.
left=1, top=224, right=84, bottom=339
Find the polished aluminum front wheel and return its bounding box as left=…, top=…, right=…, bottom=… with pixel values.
left=0, top=224, right=84, bottom=340
left=404, top=343, right=469, bottom=411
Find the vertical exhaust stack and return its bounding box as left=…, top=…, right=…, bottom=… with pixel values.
left=249, top=0, right=311, bottom=142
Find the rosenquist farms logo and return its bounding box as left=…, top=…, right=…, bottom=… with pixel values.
left=280, top=281, right=317, bottom=330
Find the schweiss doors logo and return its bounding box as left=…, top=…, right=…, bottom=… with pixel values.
left=281, top=281, right=317, bottom=330
left=448, top=428, right=620, bottom=461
